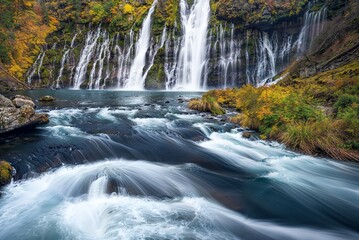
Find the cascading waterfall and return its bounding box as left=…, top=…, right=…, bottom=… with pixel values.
left=27, top=47, right=46, bottom=84
left=88, top=31, right=111, bottom=90
left=296, top=4, right=328, bottom=55
left=55, top=49, right=70, bottom=89
left=67, top=33, right=79, bottom=86
left=123, top=0, right=158, bottom=90
left=26, top=1, right=329, bottom=90
left=218, top=24, right=241, bottom=88
left=141, top=26, right=167, bottom=84
left=37, top=49, right=47, bottom=84
left=73, top=27, right=101, bottom=89
left=55, top=33, right=78, bottom=89
left=256, top=32, right=278, bottom=85
left=174, top=0, right=210, bottom=90
left=164, top=28, right=181, bottom=90
left=241, top=32, right=294, bottom=86
left=115, top=31, right=135, bottom=88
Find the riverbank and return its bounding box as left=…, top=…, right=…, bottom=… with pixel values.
left=190, top=61, right=359, bottom=161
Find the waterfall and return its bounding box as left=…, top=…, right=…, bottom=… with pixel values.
left=55, top=49, right=70, bottom=89
left=256, top=32, right=278, bottom=84
left=296, top=4, right=328, bottom=55
left=164, top=29, right=181, bottom=90
left=115, top=31, right=135, bottom=88
left=174, top=0, right=210, bottom=90
left=27, top=47, right=46, bottom=84
left=55, top=33, right=79, bottom=89
left=73, top=28, right=101, bottom=89
left=218, top=24, right=241, bottom=88
left=68, top=33, right=79, bottom=86
left=245, top=32, right=251, bottom=84
left=142, top=26, right=167, bottom=84
left=123, top=0, right=158, bottom=90
left=88, top=31, right=111, bottom=90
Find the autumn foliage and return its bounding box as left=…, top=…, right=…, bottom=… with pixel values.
left=194, top=62, right=359, bottom=161
left=0, top=0, right=58, bottom=78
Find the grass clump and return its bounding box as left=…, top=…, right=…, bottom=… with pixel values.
left=189, top=95, right=225, bottom=115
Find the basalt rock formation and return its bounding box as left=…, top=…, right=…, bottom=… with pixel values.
left=0, top=95, right=49, bottom=135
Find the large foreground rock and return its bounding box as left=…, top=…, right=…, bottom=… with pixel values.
left=0, top=94, right=49, bottom=135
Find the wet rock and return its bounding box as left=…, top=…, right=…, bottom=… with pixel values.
left=39, top=95, right=56, bottom=102
left=0, top=94, right=49, bottom=135
left=0, top=160, right=13, bottom=187
left=165, top=101, right=170, bottom=104
left=242, top=131, right=253, bottom=139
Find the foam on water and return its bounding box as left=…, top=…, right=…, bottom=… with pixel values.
left=1, top=160, right=355, bottom=240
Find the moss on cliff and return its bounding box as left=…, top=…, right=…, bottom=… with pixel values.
left=215, top=0, right=309, bottom=25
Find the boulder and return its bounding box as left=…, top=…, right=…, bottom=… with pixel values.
left=20, top=105, right=35, bottom=118
left=11, top=95, right=32, bottom=101
left=39, top=95, right=56, bottom=102
left=12, top=96, right=36, bottom=108
left=0, top=94, right=14, bottom=108
left=0, top=94, right=49, bottom=135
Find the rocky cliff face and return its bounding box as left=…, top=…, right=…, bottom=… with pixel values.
left=22, top=0, right=348, bottom=90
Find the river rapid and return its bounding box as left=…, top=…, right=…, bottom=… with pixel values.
left=0, top=90, right=358, bottom=240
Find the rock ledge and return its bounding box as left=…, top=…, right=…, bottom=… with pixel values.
left=0, top=94, right=49, bottom=135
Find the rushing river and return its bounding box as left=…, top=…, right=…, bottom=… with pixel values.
left=0, top=90, right=358, bottom=240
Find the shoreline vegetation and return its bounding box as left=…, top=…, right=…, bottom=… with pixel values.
left=189, top=61, right=359, bottom=161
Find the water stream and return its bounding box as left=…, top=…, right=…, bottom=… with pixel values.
left=0, top=90, right=358, bottom=240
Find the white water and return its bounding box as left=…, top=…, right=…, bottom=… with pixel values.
left=73, top=28, right=101, bottom=89
left=115, top=31, right=135, bottom=88
left=164, top=29, right=181, bottom=90
left=27, top=49, right=43, bottom=84
left=89, top=31, right=111, bottom=90
left=27, top=48, right=47, bottom=85
left=296, top=4, right=328, bottom=55
left=1, top=159, right=356, bottom=240
left=55, top=49, right=70, bottom=89
left=218, top=24, right=241, bottom=88
left=256, top=32, right=278, bottom=85
left=27, top=1, right=329, bottom=90
left=174, top=0, right=210, bottom=90
left=141, top=26, right=167, bottom=84
left=55, top=34, right=79, bottom=89
left=124, top=0, right=158, bottom=90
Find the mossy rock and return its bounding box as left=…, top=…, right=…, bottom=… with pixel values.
left=0, top=161, right=13, bottom=187
left=39, top=95, right=56, bottom=102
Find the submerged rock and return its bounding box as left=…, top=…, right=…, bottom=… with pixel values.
left=0, top=94, right=49, bottom=135
left=242, top=131, right=252, bottom=139
left=39, top=95, right=56, bottom=102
